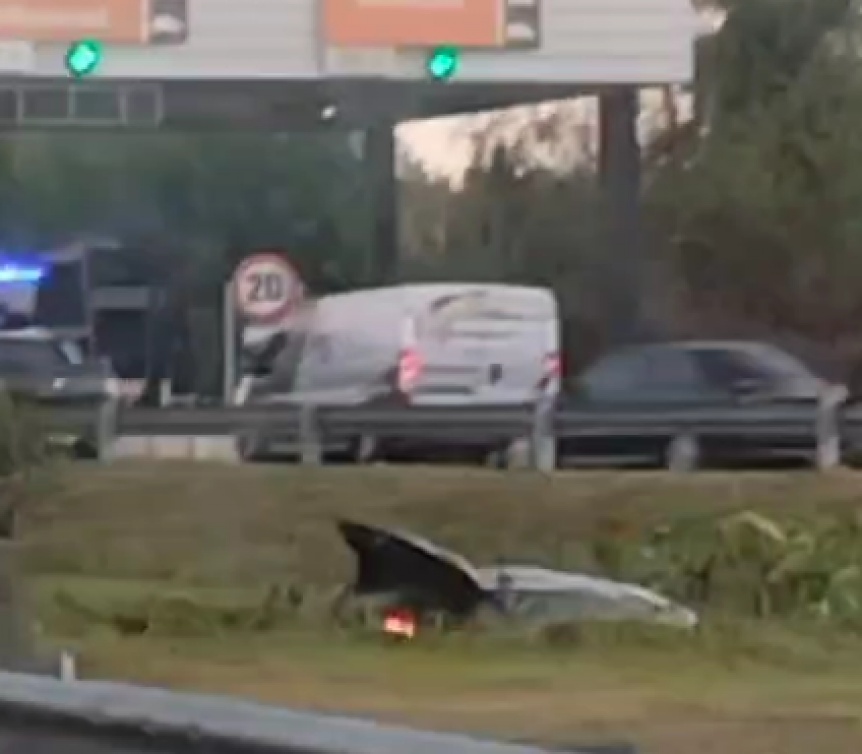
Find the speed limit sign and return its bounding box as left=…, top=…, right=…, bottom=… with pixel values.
left=233, top=253, right=303, bottom=324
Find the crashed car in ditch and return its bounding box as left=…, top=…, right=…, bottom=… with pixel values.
left=335, top=520, right=698, bottom=636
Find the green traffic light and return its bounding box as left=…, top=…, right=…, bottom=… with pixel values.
left=426, top=47, right=460, bottom=81
left=65, top=40, right=103, bottom=78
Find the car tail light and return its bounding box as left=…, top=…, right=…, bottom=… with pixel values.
left=383, top=608, right=417, bottom=639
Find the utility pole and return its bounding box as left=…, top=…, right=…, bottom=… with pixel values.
left=598, top=87, right=645, bottom=343
left=365, top=118, right=399, bottom=284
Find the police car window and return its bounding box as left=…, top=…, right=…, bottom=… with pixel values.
left=0, top=340, right=63, bottom=370
left=57, top=339, right=83, bottom=365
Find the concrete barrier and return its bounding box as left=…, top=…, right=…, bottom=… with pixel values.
left=109, top=436, right=239, bottom=462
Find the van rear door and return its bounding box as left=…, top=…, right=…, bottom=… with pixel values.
left=410, top=287, right=559, bottom=404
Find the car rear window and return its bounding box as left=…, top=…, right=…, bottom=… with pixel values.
left=691, top=346, right=812, bottom=386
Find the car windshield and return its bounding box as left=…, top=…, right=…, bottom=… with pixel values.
left=744, top=344, right=815, bottom=379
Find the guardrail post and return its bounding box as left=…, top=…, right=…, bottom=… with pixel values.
left=94, top=398, right=118, bottom=462
left=529, top=396, right=556, bottom=472
left=299, top=404, right=322, bottom=465
left=815, top=388, right=843, bottom=471
left=666, top=433, right=699, bottom=472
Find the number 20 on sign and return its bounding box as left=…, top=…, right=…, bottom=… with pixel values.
left=233, top=253, right=302, bottom=324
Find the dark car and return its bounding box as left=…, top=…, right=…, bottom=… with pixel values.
left=0, top=327, right=116, bottom=405
left=559, top=340, right=846, bottom=469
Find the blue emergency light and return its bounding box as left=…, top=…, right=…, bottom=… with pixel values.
left=0, top=263, right=46, bottom=283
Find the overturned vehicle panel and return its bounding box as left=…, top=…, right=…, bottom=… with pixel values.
left=336, top=520, right=698, bottom=631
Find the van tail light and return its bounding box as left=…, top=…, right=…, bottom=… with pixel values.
left=396, top=316, right=423, bottom=395
left=383, top=608, right=417, bottom=640
left=537, top=352, right=562, bottom=393
left=397, top=346, right=423, bottom=394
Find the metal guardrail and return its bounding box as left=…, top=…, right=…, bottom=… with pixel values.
left=0, top=671, right=599, bottom=754
left=34, top=396, right=862, bottom=471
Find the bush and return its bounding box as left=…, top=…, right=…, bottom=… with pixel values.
left=611, top=510, right=862, bottom=625
left=0, top=391, right=49, bottom=535
left=0, top=392, right=48, bottom=477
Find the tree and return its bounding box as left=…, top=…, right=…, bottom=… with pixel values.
left=649, top=0, right=862, bottom=351
left=397, top=0, right=862, bottom=369
left=0, top=132, right=371, bottom=296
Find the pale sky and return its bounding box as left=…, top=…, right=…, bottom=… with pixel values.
left=395, top=7, right=720, bottom=179
left=396, top=92, right=688, bottom=181
left=399, top=117, right=476, bottom=178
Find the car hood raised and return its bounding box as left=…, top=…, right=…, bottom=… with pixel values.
left=337, top=521, right=697, bottom=628
left=337, top=520, right=486, bottom=616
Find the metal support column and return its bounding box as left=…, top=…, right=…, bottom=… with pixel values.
left=598, top=87, right=644, bottom=343
left=365, top=119, right=399, bottom=284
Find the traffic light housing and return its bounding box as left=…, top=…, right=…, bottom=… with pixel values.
left=65, top=40, right=103, bottom=78
left=426, top=47, right=460, bottom=81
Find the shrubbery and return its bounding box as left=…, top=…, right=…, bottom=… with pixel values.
left=592, top=510, right=862, bottom=625
left=0, top=390, right=51, bottom=668
left=39, top=508, right=862, bottom=642
left=0, top=391, right=49, bottom=535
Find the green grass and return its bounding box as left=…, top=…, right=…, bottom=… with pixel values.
left=15, top=462, right=862, bottom=753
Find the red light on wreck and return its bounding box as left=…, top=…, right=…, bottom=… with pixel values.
left=383, top=608, right=417, bottom=640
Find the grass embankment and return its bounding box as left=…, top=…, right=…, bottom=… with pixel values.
left=17, top=464, right=862, bottom=753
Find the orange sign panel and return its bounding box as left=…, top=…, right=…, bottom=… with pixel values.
left=324, top=0, right=504, bottom=48
left=0, top=0, right=148, bottom=43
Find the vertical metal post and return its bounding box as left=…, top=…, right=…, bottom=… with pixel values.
left=598, top=87, right=644, bottom=343
left=665, top=433, right=700, bottom=472
left=59, top=649, right=77, bottom=682
left=530, top=396, right=557, bottom=472
left=815, top=388, right=842, bottom=470
left=299, top=404, right=322, bottom=465
left=222, top=282, right=236, bottom=405
left=95, top=398, right=117, bottom=462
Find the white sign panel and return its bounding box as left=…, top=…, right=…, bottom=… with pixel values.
left=0, top=41, right=33, bottom=73
left=233, top=253, right=303, bottom=324
left=323, top=0, right=696, bottom=84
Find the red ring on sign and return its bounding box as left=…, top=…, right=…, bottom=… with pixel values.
left=233, top=252, right=303, bottom=325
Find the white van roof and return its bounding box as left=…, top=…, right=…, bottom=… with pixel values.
left=312, top=283, right=556, bottom=315
left=241, top=283, right=557, bottom=351
left=316, top=282, right=552, bottom=303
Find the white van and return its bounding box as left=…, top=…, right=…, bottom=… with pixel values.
left=238, top=283, right=561, bottom=407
